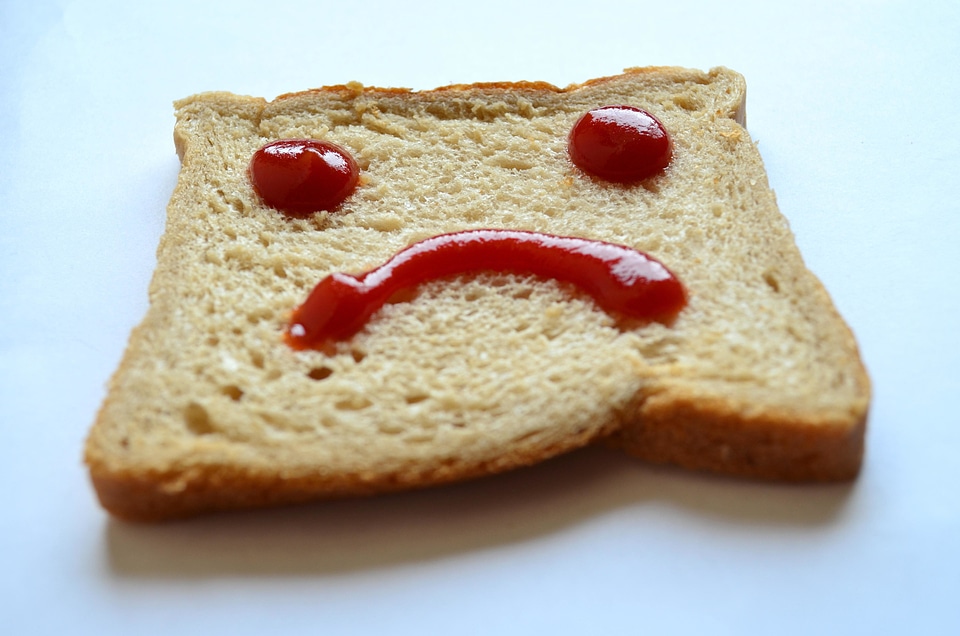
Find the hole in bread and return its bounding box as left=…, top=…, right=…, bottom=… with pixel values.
left=251, top=351, right=265, bottom=368
left=404, top=393, right=430, bottom=405
left=763, top=272, right=781, bottom=293
left=246, top=307, right=274, bottom=325
left=511, top=287, right=533, bottom=300
left=335, top=396, right=373, bottom=411
left=404, top=431, right=437, bottom=443
left=377, top=421, right=405, bottom=435
left=386, top=288, right=417, bottom=304
left=351, top=349, right=366, bottom=363
left=221, top=384, right=244, bottom=401
left=214, top=188, right=248, bottom=216
left=672, top=94, right=703, bottom=111
left=641, top=180, right=662, bottom=194
left=184, top=402, right=215, bottom=435
left=368, top=215, right=406, bottom=232
left=487, top=275, right=511, bottom=288
left=512, top=429, right=543, bottom=444
left=307, top=366, right=334, bottom=381
left=464, top=288, right=486, bottom=302
left=273, top=264, right=287, bottom=278
left=306, top=214, right=333, bottom=232
left=831, top=370, right=853, bottom=390
left=484, top=154, right=535, bottom=170
left=643, top=237, right=663, bottom=252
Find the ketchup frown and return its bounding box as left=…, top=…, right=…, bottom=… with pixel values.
left=285, top=229, right=686, bottom=350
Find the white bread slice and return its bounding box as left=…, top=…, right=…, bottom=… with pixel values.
left=85, top=67, right=870, bottom=521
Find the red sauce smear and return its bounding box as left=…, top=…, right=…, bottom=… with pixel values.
left=285, top=229, right=686, bottom=350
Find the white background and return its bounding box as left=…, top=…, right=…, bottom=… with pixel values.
left=2, top=1, right=959, bottom=633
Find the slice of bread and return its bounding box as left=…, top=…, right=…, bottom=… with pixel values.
left=85, top=67, right=870, bottom=521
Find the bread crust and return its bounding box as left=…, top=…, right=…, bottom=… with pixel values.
left=87, top=408, right=622, bottom=521
left=610, top=394, right=867, bottom=482
left=86, top=66, right=870, bottom=521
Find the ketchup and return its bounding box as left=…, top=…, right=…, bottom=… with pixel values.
left=285, top=229, right=686, bottom=350
left=568, top=106, right=671, bottom=182
left=249, top=139, right=359, bottom=217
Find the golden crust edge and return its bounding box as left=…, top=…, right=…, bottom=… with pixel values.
left=174, top=66, right=745, bottom=127
left=87, top=387, right=868, bottom=522
left=85, top=415, right=620, bottom=522
left=608, top=386, right=869, bottom=482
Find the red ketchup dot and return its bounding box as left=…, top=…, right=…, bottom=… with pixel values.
left=568, top=105, right=672, bottom=182
left=285, top=229, right=686, bottom=350
left=249, top=139, right=359, bottom=217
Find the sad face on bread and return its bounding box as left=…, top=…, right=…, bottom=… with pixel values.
left=248, top=105, right=686, bottom=351
left=85, top=69, right=870, bottom=520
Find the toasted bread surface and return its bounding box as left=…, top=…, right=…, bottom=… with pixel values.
left=85, top=67, right=870, bottom=521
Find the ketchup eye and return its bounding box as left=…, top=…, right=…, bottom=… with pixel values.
left=249, top=139, right=359, bottom=217
left=568, top=106, right=672, bottom=183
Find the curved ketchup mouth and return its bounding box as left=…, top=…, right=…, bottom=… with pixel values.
left=284, top=229, right=686, bottom=351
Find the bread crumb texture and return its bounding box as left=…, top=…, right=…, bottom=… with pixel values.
left=86, top=67, right=870, bottom=520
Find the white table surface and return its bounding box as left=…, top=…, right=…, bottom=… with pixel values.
left=2, top=1, right=959, bottom=633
